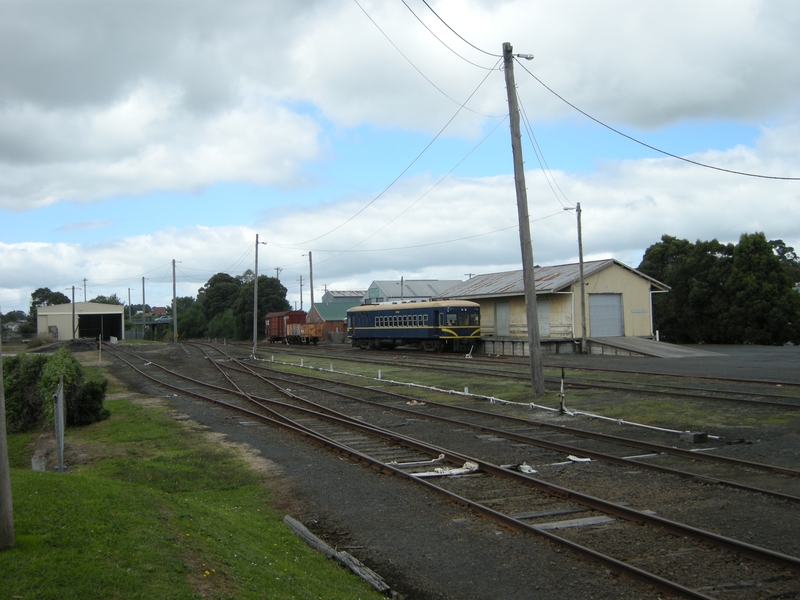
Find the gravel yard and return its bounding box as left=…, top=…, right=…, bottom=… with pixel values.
left=106, top=343, right=800, bottom=599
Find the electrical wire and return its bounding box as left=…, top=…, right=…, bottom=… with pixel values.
left=400, top=0, right=495, bottom=70
left=354, top=0, right=501, bottom=117
left=420, top=0, right=501, bottom=57
left=517, top=93, right=574, bottom=209
left=295, top=55, right=500, bottom=246
left=514, top=58, right=800, bottom=181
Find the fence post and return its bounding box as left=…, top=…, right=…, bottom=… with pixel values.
left=54, top=375, right=65, bottom=473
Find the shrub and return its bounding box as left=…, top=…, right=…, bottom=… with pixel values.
left=2, top=349, right=110, bottom=432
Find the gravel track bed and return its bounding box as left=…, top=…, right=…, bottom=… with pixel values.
left=105, top=343, right=800, bottom=599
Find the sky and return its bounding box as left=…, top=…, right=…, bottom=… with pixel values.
left=2, top=0, right=799, bottom=315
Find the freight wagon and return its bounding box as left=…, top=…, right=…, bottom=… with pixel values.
left=265, top=311, right=322, bottom=344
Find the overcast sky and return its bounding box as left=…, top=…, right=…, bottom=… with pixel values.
left=2, top=0, right=799, bottom=314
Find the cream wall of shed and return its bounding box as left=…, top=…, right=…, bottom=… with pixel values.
left=37, top=313, right=75, bottom=339
left=574, top=264, right=653, bottom=337
left=472, top=264, right=654, bottom=339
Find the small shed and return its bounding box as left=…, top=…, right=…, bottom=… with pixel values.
left=37, top=302, right=125, bottom=342
left=308, top=301, right=361, bottom=343
left=319, top=290, right=366, bottom=304
left=436, top=260, right=669, bottom=355
left=364, top=280, right=462, bottom=304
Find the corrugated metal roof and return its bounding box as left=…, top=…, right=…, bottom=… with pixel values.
left=368, top=280, right=463, bottom=299
left=436, top=259, right=668, bottom=299
left=312, top=301, right=362, bottom=321
left=323, top=290, right=365, bottom=298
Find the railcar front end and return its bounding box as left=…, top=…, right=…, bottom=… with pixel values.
left=346, top=301, right=480, bottom=352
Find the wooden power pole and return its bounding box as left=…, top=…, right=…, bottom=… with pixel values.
left=0, top=333, right=15, bottom=550
left=503, top=42, right=545, bottom=396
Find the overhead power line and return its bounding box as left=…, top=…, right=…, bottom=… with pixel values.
left=400, top=0, right=495, bottom=70
left=420, top=0, right=501, bottom=57
left=514, top=58, right=800, bottom=181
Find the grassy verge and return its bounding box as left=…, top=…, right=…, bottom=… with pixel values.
left=1, top=380, right=383, bottom=599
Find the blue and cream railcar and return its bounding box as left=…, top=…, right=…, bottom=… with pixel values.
left=346, top=300, right=480, bottom=351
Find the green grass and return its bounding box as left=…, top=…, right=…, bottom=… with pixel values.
left=2, top=397, right=383, bottom=600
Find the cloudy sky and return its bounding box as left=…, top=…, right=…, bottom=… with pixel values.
left=2, top=0, right=799, bottom=314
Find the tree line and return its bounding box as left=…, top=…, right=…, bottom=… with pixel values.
left=637, top=233, right=800, bottom=345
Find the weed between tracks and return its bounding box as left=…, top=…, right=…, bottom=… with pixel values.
left=1, top=362, right=382, bottom=600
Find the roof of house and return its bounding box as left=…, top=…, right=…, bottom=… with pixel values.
left=322, top=290, right=366, bottom=299
left=36, top=301, right=125, bottom=315
left=435, top=259, right=669, bottom=299
left=312, top=301, right=362, bottom=321
left=367, top=279, right=463, bottom=299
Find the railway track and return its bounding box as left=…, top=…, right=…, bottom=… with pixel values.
left=257, top=344, right=800, bottom=409
left=104, top=343, right=800, bottom=599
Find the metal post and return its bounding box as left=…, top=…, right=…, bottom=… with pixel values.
left=503, top=42, right=545, bottom=396
left=0, top=331, right=16, bottom=549
left=142, top=277, right=146, bottom=341
left=172, top=259, right=178, bottom=344
left=299, top=275, right=304, bottom=311
left=54, top=376, right=65, bottom=473
left=253, top=234, right=259, bottom=357
left=576, top=203, right=587, bottom=353
left=308, top=252, right=315, bottom=322
left=72, top=286, right=76, bottom=340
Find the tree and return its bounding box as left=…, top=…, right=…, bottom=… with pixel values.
left=29, top=287, right=70, bottom=316
left=233, top=276, right=290, bottom=340
left=0, top=310, right=26, bottom=324
left=639, top=232, right=800, bottom=345
left=89, top=294, right=123, bottom=305
left=198, top=273, right=240, bottom=323
left=177, top=301, right=207, bottom=340
left=769, top=239, right=800, bottom=284
left=726, top=233, right=800, bottom=344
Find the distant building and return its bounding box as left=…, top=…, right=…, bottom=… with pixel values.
left=364, top=280, right=463, bottom=304
left=307, top=301, right=361, bottom=343
left=37, top=302, right=125, bottom=342
left=320, top=290, right=366, bottom=304
left=436, top=260, right=669, bottom=356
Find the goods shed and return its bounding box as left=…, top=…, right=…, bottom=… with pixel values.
left=436, top=259, right=669, bottom=356
left=37, top=302, right=125, bottom=342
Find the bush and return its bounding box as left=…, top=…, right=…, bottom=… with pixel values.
left=2, top=349, right=110, bottom=432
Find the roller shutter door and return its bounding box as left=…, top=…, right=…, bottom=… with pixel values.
left=589, top=294, right=623, bottom=337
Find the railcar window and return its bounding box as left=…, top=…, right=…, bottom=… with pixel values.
left=423, top=315, right=428, bottom=325
left=458, top=313, right=468, bottom=326
left=446, top=314, right=457, bottom=326
left=412, top=315, right=418, bottom=326
left=470, top=313, right=480, bottom=325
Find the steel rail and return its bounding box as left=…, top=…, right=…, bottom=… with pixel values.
left=225, top=361, right=800, bottom=503
left=191, top=346, right=800, bottom=572
left=262, top=345, right=800, bottom=408
left=229, top=348, right=800, bottom=479
left=107, top=345, right=800, bottom=592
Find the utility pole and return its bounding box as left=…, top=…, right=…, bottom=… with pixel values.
left=305, top=252, right=315, bottom=322
left=71, top=287, right=76, bottom=340
left=172, top=260, right=178, bottom=344
left=141, top=277, right=146, bottom=341
left=298, top=275, right=304, bottom=311
left=503, top=42, right=545, bottom=396
left=575, top=203, right=587, bottom=352
left=275, top=267, right=282, bottom=281
left=0, top=330, right=15, bottom=551
left=127, top=288, right=132, bottom=327
left=253, top=235, right=266, bottom=357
